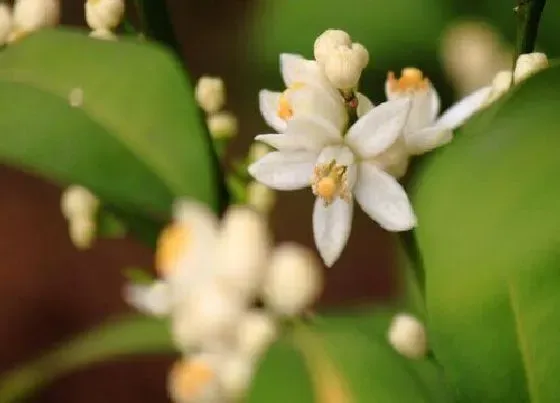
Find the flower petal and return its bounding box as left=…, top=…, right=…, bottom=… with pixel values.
left=312, top=197, right=353, bottom=267
left=354, top=162, right=416, bottom=231
left=356, top=92, right=375, bottom=118
left=124, top=281, right=172, bottom=317
left=255, top=133, right=323, bottom=152
left=404, top=85, right=439, bottom=133
left=280, top=53, right=321, bottom=87
left=286, top=114, right=342, bottom=145
left=435, top=85, right=492, bottom=129
left=248, top=150, right=317, bottom=190
left=346, top=98, right=411, bottom=158
left=289, top=86, right=346, bottom=131
left=404, top=125, right=453, bottom=155
left=259, top=90, right=287, bottom=132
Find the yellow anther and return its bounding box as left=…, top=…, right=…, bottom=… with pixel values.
left=155, top=223, right=189, bottom=277
left=276, top=82, right=306, bottom=120
left=312, top=160, right=351, bottom=206
left=387, top=67, right=429, bottom=92
left=315, top=177, right=337, bottom=201
left=170, top=358, right=214, bottom=400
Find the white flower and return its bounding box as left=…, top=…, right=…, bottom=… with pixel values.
left=217, top=354, right=255, bottom=400
left=514, top=52, right=548, bottom=83
left=89, top=28, right=117, bottom=41
left=12, top=0, right=59, bottom=32
left=388, top=313, right=427, bottom=359
left=262, top=243, right=323, bottom=315
left=123, top=280, right=171, bottom=317
left=85, top=0, right=124, bottom=31
left=313, top=29, right=352, bottom=66
left=322, top=43, right=369, bottom=90
left=168, top=354, right=224, bottom=403
left=207, top=111, right=238, bottom=139
left=246, top=181, right=276, bottom=214
left=235, top=310, right=278, bottom=359
left=259, top=54, right=373, bottom=133
left=195, top=76, right=225, bottom=114
left=385, top=67, right=491, bottom=156
left=249, top=98, right=416, bottom=266
left=0, top=4, right=13, bottom=46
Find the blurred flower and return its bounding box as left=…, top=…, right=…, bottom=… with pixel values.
left=441, top=20, right=512, bottom=97
left=246, top=181, right=275, bottom=214
left=0, top=4, right=13, bottom=46
left=68, top=87, right=84, bottom=107
left=388, top=313, right=427, bottom=359
left=248, top=142, right=272, bottom=163
left=235, top=310, right=277, bottom=359
left=89, top=28, right=117, bottom=41
left=60, top=185, right=100, bottom=249
left=514, top=52, right=548, bottom=83
left=9, top=0, right=59, bottom=43
left=386, top=67, right=491, bottom=156
left=168, top=354, right=223, bottom=403
left=249, top=98, right=416, bottom=267
left=68, top=216, right=97, bottom=250
left=85, top=0, right=125, bottom=32
left=195, top=76, right=225, bottom=114
left=207, top=111, right=238, bottom=139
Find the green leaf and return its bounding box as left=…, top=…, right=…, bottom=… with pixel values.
left=409, top=65, right=560, bottom=402
left=96, top=209, right=127, bottom=239
left=0, top=28, right=220, bottom=222
left=0, top=315, right=174, bottom=403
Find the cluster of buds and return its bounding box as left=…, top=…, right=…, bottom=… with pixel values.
left=125, top=200, right=323, bottom=402
left=0, top=0, right=60, bottom=45
left=85, top=0, right=125, bottom=41
left=60, top=185, right=100, bottom=250
left=195, top=76, right=239, bottom=141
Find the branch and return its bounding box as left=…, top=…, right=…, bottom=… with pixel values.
left=515, top=0, right=547, bottom=55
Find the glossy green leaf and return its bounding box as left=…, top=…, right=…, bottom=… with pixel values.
left=0, top=315, right=174, bottom=403
left=0, top=28, right=220, bottom=221
left=409, top=65, right=560, bottom=402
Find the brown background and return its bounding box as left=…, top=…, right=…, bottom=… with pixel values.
left=0, top=1, right=396, bottom=401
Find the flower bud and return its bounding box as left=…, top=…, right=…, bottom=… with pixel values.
left=514, top=52, right=548, bottom=83
left=168, top=355, right=224, bottom=403
left=313, top=29, right=351, bottom=66
left=195, top=76, right=225, bottom=114
left=85, top=0, right=124, bottom=31
left=218, top=354, right=255, bottom=400
left=61, top=185, right=100, bottom=220
left=68, top=216, right=96, bottom=250
left=262, top=243, right=323, bottom=316
left=248, top=142, right=271, bottom=163
left=13, top=0, right=59, bottom=32
left=0, top=4, right=13, bottom=46
left=388, top=313, right=427, bottom=359
left=215, top=206, right=270, bottom=299
left=207, top=111, right=238, bottom=139
left=247, top=181, right=275, bottom=214
left=235, top=310, right=277, bottom=359
left=322, top=44, right=369, bottom=90
left=89, top=28, right=117, bottom=41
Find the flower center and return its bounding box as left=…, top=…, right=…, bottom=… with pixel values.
left=171, top=358, right=214, bottom=400
left=155, top=223, right=190, bottom=277
left=387, top=67, right=429, bottom=92
left=312, top=159, right=351, bottom=206
left=277, top=82, right=306, bottom=120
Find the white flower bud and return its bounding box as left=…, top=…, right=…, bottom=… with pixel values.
left=13, top=0, right=59, bottom=32
left=68, top=216, right=96, bottom=250
left=351, top=43, right=369, bottom=69
left=313, top=29, right=352, bottom=66
left=235, top=310, right=277, bottom=359
left=514, top=52, right=548, bottom=83
left=247, top=181, right=275, bottom=214
left=215, top=206, right=270, bottom=299
left=388, top=313, right=427, bottom=359
left=172, top=282, right=246, bottom=352
left=89, top=28, right=117, bottom=41
left=0, top=4, right=13, bottom=46
left=85, top=0, right=124, bottom=31
left=322, top=44, right=369, bottom=90
left=262, top=243, right=323, bottom=316
left=207, top=111, right=238, bottom=139
left=60, top=185, right=100, bottom=220
left=248, top=142, right=271, bottom=163
left=195, top=76, right=225, bottom=114
left=168, top=354, right=224, bottom=403
left=218, top=354, right=255, bottom=400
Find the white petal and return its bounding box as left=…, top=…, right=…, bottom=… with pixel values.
left=289, top=86, right=346, bottom=131
left=312, top=197, right=353, bottom=267
left=346, top=98, right=410, bottom=158
left=255, top=133, right=323, bottom=152
left=286, top=114, right=342, bottom=145
left=404, top=86, right=438, bottom=133
left=124, top=281, right=172, bottom=317
left=405, top=126, right=453, bottom=155
left=356, top=92, right=374, bottom=118
left=354, top=163, right=416, bottom=231
left=280, top=53, right=320, bottom=87
left=435, top=86, right=492, bottom=129
left=248, top=150, right=317, bottom=190
left=259, top=90, right=287, bottom=132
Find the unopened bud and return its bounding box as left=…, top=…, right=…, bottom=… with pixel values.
left=207, top=111, right=238, bottom=139
left=388, top=313, right=427, bottom=359
left=13, top=0, right=59, bottom=32
left=85, top=0, right=124, bottom=31
left=0, top=4, right=13, bottom=46
left=313, top=29, right=352, bottom=66
left=236, top=310, right=277, bottom=359
left=263, top=243, right=323, bottom=316
left=247, top=181, right=275, bottom=214
left=195, top=76, right=225, bottom=114
left=248, top=142, right=271, bottom=163
left=218, top=354, right=255, bottom=400
left=89, top=28, right=117, bottom=41
left=168, top=355, right=223, bottom=403
left=61, top=185, right=100, bottom=220
left=68, top=216, right=96, bottom=250
left=322, top=44, right=369, bottom=90
left=514, top=52, right=548, bottom=83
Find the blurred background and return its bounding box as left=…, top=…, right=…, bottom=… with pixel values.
left=0, top=0, right=557, bottom=401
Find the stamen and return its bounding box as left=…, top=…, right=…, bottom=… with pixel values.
left=276, top=82, right=306, bottom=120
left=312, top=160, right=351, bottom=206
left=387, top=67, right=429, bottom=92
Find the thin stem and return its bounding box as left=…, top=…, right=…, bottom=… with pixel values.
left=514, top=0, right=547, bottom=57
left=136, top=0, right=181, bottom=56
